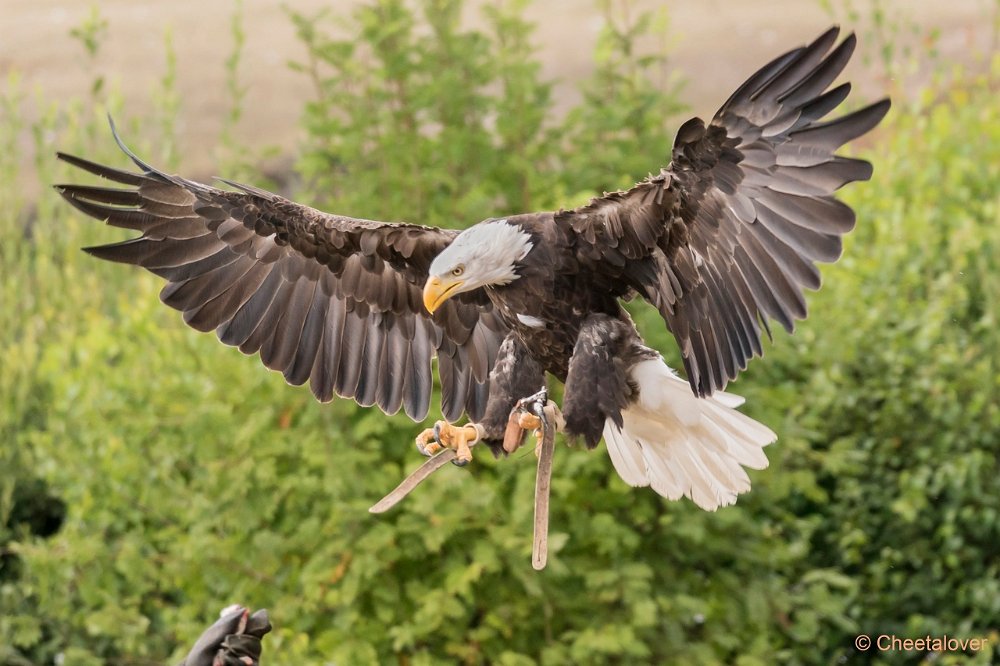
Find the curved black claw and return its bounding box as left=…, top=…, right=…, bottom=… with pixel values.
left=415, top=422, right=445, bottom=457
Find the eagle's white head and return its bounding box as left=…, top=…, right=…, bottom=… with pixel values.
left=423, top=219, right=534, bottom=313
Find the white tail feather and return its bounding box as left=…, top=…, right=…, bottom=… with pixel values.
left=603, top=358, right=776, bottom=511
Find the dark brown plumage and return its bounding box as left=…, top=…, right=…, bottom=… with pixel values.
left=57, top=149, right=505, bottom=423
left=556, top=27, right=889, bottom=397
left=58, top=27, right=889, bottom=509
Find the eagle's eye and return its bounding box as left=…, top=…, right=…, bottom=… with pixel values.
left=452, top=265, right=465, bottom=277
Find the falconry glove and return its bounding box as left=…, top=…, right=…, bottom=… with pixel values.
left=178, top=605, right=271, bottom=666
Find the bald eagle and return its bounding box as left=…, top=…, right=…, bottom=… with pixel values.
left=58, top=27, right=888, bottom=511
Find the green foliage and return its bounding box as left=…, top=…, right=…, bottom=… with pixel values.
left=68, top=6, right=109, bottom=99
left=762, top=74, right=1000, bottom=662
left=2, top=1, right=999, bottom=664
left=154, top=27, right=181, bottom=171
left=288, top=0, right=562, bottom=226
left=561, top=0, right=685, bottom=194
left=216, top=0, right=260, bottom=181
left=68, top=6, right=108, bottom=59
left=287, top=0, right=681, bottom=226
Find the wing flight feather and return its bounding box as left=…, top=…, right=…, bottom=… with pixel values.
left=556, top=27, right=890, bottom=396
left=57, top=131, right=506, bottom=421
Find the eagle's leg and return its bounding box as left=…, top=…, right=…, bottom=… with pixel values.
left=562, top=314, right=646, bottom=448
left=481, top=332, right=549, bottom=455
left=415, top=422, right=484, bottom=466
left=415, top=332, right=546, bottom=465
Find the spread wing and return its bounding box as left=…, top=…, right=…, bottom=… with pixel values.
left=556, top=27, right=890, bottom=396
left=57, top=127, right=506, bottom=422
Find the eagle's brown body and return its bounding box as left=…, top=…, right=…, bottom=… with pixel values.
left=473, top=212, right=658, bottom=450
left=484, top=212, right=627, bottom=380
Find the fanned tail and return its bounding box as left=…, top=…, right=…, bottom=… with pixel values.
left=603, top=358, right=775, bottom=510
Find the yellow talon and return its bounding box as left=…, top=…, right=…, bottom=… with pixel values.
left=415, top=428, right=443, bottom=456
left=514, top=412, right=545, bottom=457
left=517, top=412, right=542, bottom=431
left=415, top=421, right=480, bottom=465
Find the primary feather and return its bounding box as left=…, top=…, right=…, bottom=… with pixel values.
left=557, top=26, right=890, bottom=397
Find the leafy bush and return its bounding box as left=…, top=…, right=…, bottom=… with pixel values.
left=1, top=1, right=998, bottom=664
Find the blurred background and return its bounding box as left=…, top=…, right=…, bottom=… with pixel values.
left=2, top=1, right=998, bottom=664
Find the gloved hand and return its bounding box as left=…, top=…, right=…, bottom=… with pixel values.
left=178, top=605, right=272, bottom=666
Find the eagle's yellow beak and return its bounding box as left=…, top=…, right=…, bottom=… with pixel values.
left=423, top=275, right=465, bottom=314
